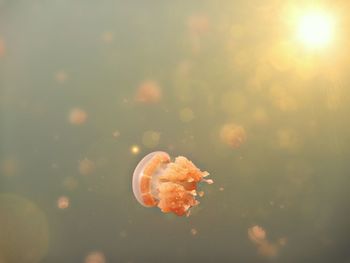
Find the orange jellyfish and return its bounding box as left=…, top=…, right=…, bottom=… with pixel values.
left=248, top=225, right=283, bottom=258
left=57, top=196, right=70, bottom=209
left=248, top=225, right=266, bottom=245
left=69, top=108, right=87, bottom=125
left=78, top=158, right=95, bottom=175
left=135, top=80, right=162, bottom=104
left=132, top=151, right=212, bottom=216
left=220, top=123, right=247, bottom=148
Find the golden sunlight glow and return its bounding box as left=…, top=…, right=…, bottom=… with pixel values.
left=297, top=10, right=334, bottom=48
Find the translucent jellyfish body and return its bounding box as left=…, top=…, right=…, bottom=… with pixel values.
left=132, top=151, right=212, bottom=216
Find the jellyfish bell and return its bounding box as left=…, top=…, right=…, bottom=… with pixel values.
left=79, top=158, right=95, bottom=175
left=135, top=80, right=162, bottom=104
left=68, top=108, right=87, bottom=125
left=132, top=151, right=165, bottom=207
left=132, top=151, right=212, bottom=216
left=57, top=196, right=70, bottom=209
left=248, top=225, right=267, bottom=245
left=220, top=123, right=247, bottom=148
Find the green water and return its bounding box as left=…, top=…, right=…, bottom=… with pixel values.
left=1, top=1, right=350, bottom=262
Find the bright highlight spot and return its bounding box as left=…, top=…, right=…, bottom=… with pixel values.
left=131, top=145, right=140, bottom=155
left=297, top=10, right=334, bottom=48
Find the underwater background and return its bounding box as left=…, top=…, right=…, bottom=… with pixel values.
left=1, top=0, right=350, bottom=262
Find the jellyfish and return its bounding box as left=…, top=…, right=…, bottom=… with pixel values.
left=248, top=225, right=285, bottom=258
left=69, top=108, right=87, bottom=125
left=248, top=225, right=266, bottom=245
left=220, top=123, right=247, bottom=148
left=57, top=196, right=70, bottom=209
left=132, top=151, right=212, bottom=216
left=135, top=80, right=162, bottom=104
left=78, top=158, right=95, bottom=175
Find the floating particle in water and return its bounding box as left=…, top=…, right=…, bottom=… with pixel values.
left=190, top=228, right=198, bottom=236
left=179, top=107, right=195, bottom=123
left=142, top=130, right=161, bottom=148
left=84, top=251, right=106, bottom=263
left=248, top=225, right=266, bottom=245
left=135, top=80, right=162, bottom=104
left=130, top=145, right=140, bottom=155
left=79, top=158, right=95, bottom=175
left=54, top=70, right=68, bottom=83
left=132, top=151, right=212, bottom=216
left=219, top=186, right=224, bottom=192
left=112, top=130, right=120, bottom=138
left=69, top=108, right=87, bottom=125
left=57, top=196, right=70, bottom=209
left=220, top=123, right=247, bottom=148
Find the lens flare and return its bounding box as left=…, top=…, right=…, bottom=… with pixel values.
left=296, top=10, right=334, bottom=48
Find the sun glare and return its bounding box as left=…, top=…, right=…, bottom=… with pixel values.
left=297, top=10, right=334, bottom=48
